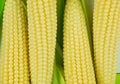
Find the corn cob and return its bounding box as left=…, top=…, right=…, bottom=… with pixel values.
left=27, top=0, right=57, bottom=84
left=93, top=0, right=120, bottom=84
left=0, top=0, right=30, bottom=84
left=63, top=0, right=96, bottom=84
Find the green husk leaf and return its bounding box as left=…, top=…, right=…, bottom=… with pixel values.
left=22, top=1, right=27, bottom=16
left=0, top=0, right=6, bottom=48
left=56, top=0, right=66, bottom=48
left=52, top=0, right=66, bottom=84
left=116, top=74, right=120, bottom=84
left=0, top=0, right=5, bottom=17
left=52, top=63, right=65, bottom=84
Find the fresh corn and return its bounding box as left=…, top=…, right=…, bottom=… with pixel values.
left=27, top=0, right=57, bottom=84
left=0, top=0, right=30, bottom=84
left=63, top=0, right=96, bottom=84
left=93, top=0, right=120, bottom=84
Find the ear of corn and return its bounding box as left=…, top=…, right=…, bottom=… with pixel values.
left=1, top=0, right=120, bottom=83
left=63, top=0, right=96, bottom=84
left=0, top=0, right=30, bottom=84
left=27, top=0, right=57, bottom=84
left=93, top=0, right=120, bottom=84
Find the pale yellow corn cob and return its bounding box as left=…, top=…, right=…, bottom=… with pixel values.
left=63, top=0, right=96, bottom=84
left=0, top=0, right=30, bottom=84
left=27, top=0, right=57, bottom=84
left=93, top=0, right=120, bottom=84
